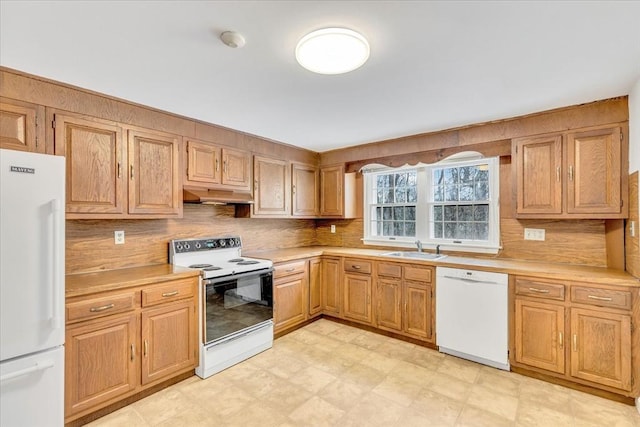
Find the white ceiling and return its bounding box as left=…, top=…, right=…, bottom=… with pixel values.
left=1, top=1, right=640, bottom=153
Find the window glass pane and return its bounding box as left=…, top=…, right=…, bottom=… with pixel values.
left=404, top=222, right=416, bottom=237
left=459, top=184, right=474, bottom=201
left=406, top=206, right=416, bottom=220
left=473, top=205, right=488, bottom=221
left=474, top=223, right=489, bottom=240
left=460, top=166, right=476, bottom=183
left=444, top=168, right=458, bottom=185
left=433, top=205, right=442, bottom=221
left=445, top=185, right=458, bottom=201
left=444, top=223, right=456, bottom=238
left=458, top=205, right=473, bottom=221
left=393, top=206, right=404, bottom=220
left=383, top=222, right=393, bottom=235
left=395, top=188, right=406, bottom=203
left=383, top=207, right=393, bottom=220
left=475, top=181, right=489, bottom=200
left=376, top=189, right=384, bottom=204
left=433, top=222, right=443, bottom=238
left=444, top=205, right=456, bottom=221
left=433, top=185, right=444, bottom=202
left=376, top=207, right=382, bottom=220
left=394, top=222, right=404, bottom=236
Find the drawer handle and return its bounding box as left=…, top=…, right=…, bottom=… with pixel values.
left=162, top=291, right=179, bottom=297
left=528, top=287, right=550, bottom=294
left=572, top=334, right=577, bottom=352
left=285, top=268, right=296, bottom=272
left=130, top=344, right=135, bottom=361
left=587, top=295, right=612, bottom=302
left=352, top=265, right=361, bottom=270
left=144, top=340, right=148, bottom=357
left=89, top=303, right=115, bottom=312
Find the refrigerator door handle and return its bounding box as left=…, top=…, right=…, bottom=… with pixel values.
left=50, top=199, right=63, bottom=329
left=0, top=360, right=55, bottom=383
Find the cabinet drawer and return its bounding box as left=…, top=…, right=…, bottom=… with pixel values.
left=66, top=292, right=136, bottom=323
left=404, top=265, right=432, bottom=283
left=274, top=260, right=307, bottom=279
left=142, top=279, right=195, bottom=307
left=344, top=258, right=372, bottom=274
left=377, top=262, right=402, bottom=278
left=571, top=286, right=631, bottom=310
left=515, top=278, right=565, bottom=301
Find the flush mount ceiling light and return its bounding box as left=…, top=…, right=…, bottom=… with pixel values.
left=220, top=31, right=246, bottom=48
left=295, top=27, right=370, bottom=75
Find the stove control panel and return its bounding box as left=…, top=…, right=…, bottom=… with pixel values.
left=171, top=236, right=242, bottom=254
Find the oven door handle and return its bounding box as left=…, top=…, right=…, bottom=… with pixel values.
left=204, top=267, right=274, bottom=285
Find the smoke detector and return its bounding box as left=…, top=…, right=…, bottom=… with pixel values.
left=220, top=31, right=246, bottom=49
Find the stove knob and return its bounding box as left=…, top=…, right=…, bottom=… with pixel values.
left=184, top=243, right=191, bottom=250
left=219, top=239, right=226, bottom=247
left=234, top=238, right=240, bottom=246
left=195, top=242, right=201, bottom=249
left=176, top=244, right=183, bottom=252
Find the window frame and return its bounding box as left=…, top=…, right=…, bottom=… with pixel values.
left=362, top=156, right=501, bottom=254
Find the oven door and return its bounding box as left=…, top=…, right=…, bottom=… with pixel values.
left=203, top=268, right=273, bottom=344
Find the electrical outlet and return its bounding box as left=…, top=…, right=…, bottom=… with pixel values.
left=114, top=230, right=125, bottom=245
left=524, top=228, right=545, bottom=241
left=630, top=221, right=636, bottom=237
left=330, top=225, right=336, bottom=234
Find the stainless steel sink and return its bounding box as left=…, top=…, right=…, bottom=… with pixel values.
left=382, top=251, right=447, bottom=261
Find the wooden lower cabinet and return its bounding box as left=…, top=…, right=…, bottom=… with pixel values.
left=514, top=299, right=565, bottom=374
left=273, top=260, right=308, bottom=334
left=404, top=282, right=432, bottom=341
left=512, top=275, right=635, bottom=397
left=377, top=278, right=402, bottom=330
left=570, top=308, right=632, bottom=391
left=321, top=257, right=341, bottom=315
left=65, top=313, right=138, bottom=417
left=308, top=258, right=322, bottom=317
left=64, top=278, right=198, bottom=422
left=376, top=262, right=434, bottom=342
left=343, top=273, right=372, bottom=324
left=141, top=300, right=196, bottom=385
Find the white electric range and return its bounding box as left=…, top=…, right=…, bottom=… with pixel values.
left=169, top=236, right=274, bottom=378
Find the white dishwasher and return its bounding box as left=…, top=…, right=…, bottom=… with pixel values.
left=436, top=267, right=510, bottom=370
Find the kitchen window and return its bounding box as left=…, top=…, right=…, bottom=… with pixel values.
left=363, top=154, right=500, bottom=253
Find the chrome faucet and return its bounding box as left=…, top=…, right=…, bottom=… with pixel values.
left=436, top=244, right=441, bottom=255
left=415, top=240, right=423, bottom=252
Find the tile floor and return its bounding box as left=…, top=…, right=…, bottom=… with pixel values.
left=88, top=319, right=640, bottom=426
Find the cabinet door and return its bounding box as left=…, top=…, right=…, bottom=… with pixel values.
left=128, top=129, right=181, bottom=216
left=309, top=258, right=322, bottom=317
left=54, top=114, right=125, bottom=215
left=377, top=279, right=401, bottom=331
left=274, top=275, right=307, bottom=333
left=320, top=165, right=344, bottom=216
left=566, top=127, right=621, bottom=214
left=514, top=135, right=563, bottom=215
left=292, top=163, right=320, bottom=217
left=570, top=308, right=631, bottom=391
left=65, top=314, right=137, bottom=417
left=222, top=147, right=251, bottom=189
left=0, top=99, right=44, bottom=153
left=514, top=299, right=565, bottom=374
left=404, top=282, right=432, bottom=340
left=253, top=156, right=290, bottom=216
left=141, top=300, right=196, bottom=386
left=343, top=273, right=372, bottom=324
left=321, top=258, right=341, bottom=315
left=186, top=140, right=220, bottom=185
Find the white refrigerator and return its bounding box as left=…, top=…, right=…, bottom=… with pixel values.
left=0, top=149, right=65, bottom=426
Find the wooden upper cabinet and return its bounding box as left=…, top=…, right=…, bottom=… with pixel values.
left=0, top=98, right=45, bottom=153
left=514, top=135, right=563, bottom=215
left=566, top=127, right=622, bottom=215
left=222, top=147, right=251, bottom=189
left=185, top=140, right=221, bottom=185
left=320, top=165, right=344, bottom=216
left=513, top=125, right=627, bottom=219
left=127, top=128, right=181, bottom=216
left=54, top=114, right=125, bottom=215
left=253, top=155, right=290, bottom=216
left=292, top=163, right=319, bottom=217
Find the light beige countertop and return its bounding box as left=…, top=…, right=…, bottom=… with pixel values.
left=246, top=246, right=640, bottom=288
left=65, top=264, right=200, bottom=298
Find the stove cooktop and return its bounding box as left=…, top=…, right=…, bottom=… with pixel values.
left=169, top=236, right=272, bottom=279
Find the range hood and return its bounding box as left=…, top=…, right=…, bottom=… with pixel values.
left=183, top=187, right=254, bottom=205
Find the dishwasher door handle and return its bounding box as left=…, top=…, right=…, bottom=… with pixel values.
left=442, top=275, right=500, bottom=285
